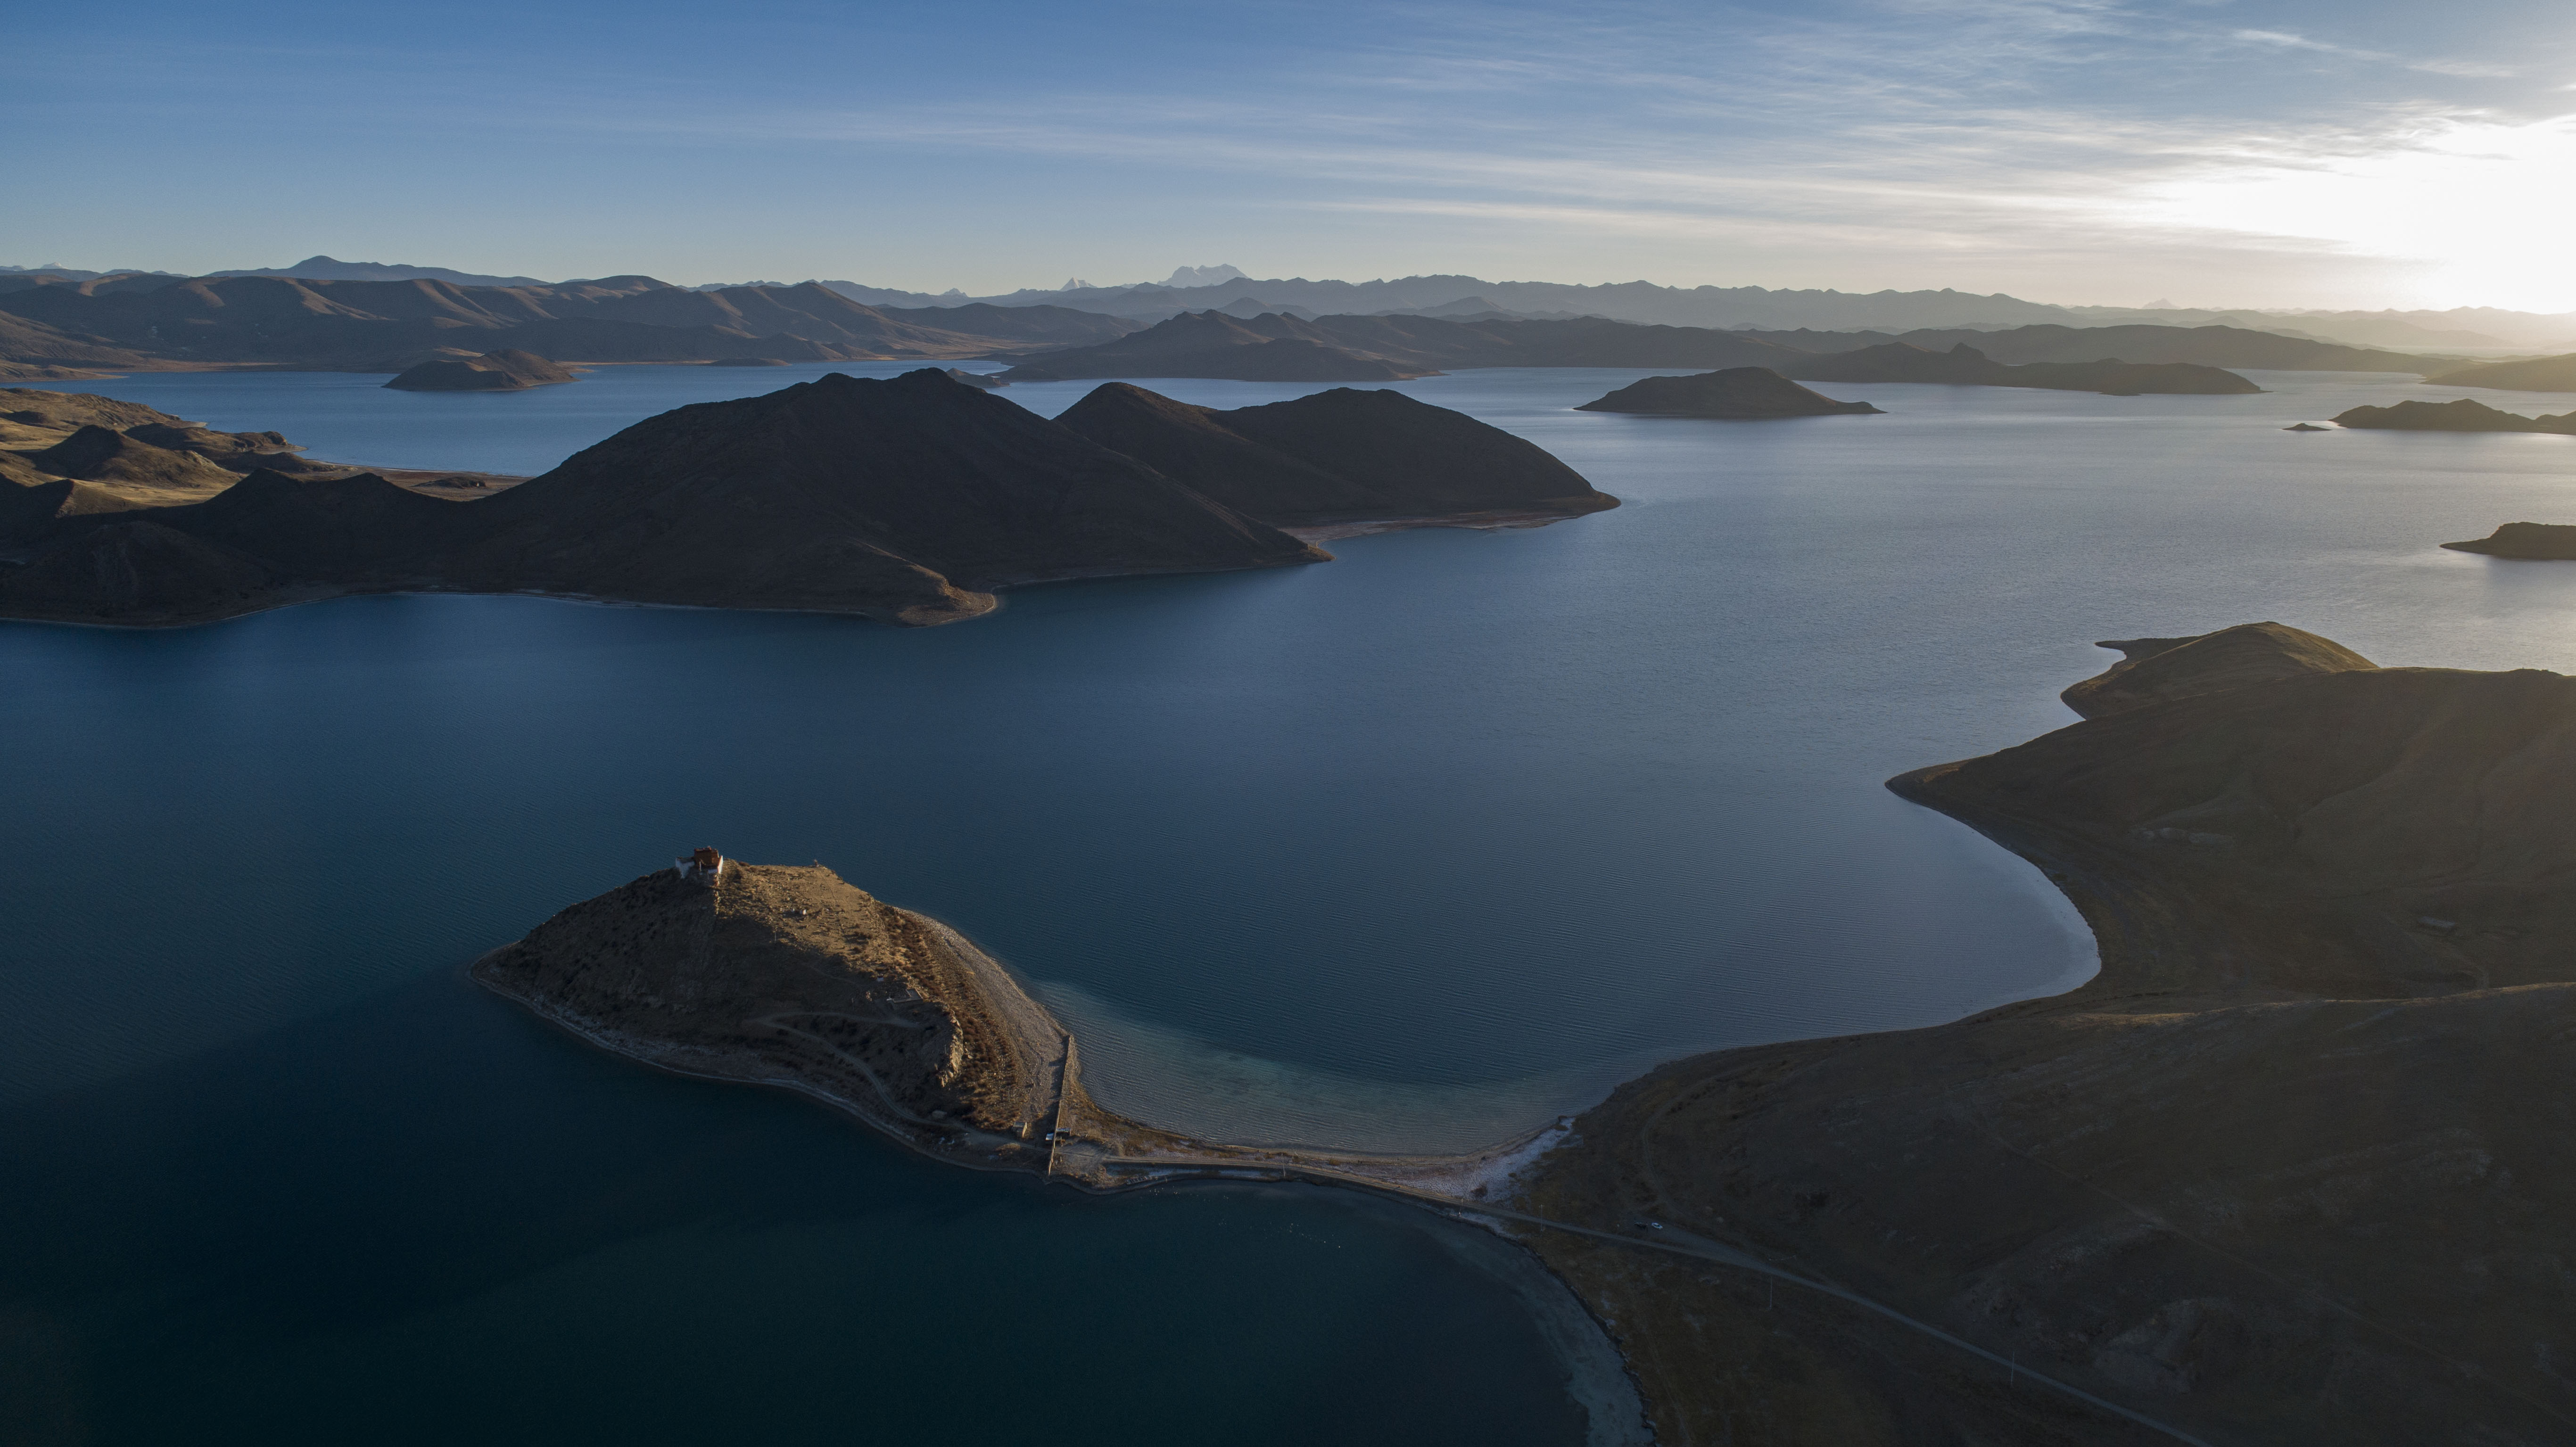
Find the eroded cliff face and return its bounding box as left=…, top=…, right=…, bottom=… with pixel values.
left=472, top=863, right=1067, bottom=1163
left=1520, top=625, right=2576, bottom=1445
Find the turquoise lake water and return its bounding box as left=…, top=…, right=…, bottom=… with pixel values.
left=5, top=360, right=2574, bottom=1443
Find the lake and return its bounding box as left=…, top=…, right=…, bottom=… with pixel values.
left=6, top=359, right=2573, bottom=1444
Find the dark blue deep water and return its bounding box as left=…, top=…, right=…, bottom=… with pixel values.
left=6, top=361, right=2574, bottom=1443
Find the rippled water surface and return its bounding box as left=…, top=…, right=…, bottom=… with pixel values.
left=6, top=361, right=2574, bottom=1443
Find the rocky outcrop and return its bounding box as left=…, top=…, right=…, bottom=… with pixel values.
left=384, top=348, right=577, bottom=391
left=1520, top=626, right=2576, bottom=1444
left=1059, top=382, right=1616, bottom=526
left=2442, top=521, right=2576, bottom=559
left=1573, top=367, right=1881, bottom=419
left=2334, top=398, right=2576, bottom=433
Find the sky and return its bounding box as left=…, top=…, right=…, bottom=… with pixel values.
left=6, top=0, right=2574, bottom=310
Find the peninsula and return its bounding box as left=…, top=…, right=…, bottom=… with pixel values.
left=1518, top=623, right=2576, bottom=1443
left=471, top=853, right=1571, bottom=1203
left=1573, top=367, right=1881, bottom=418
left=2333, top=397, right=2576, bottom=433
left=2443, top=521, right=2576, bottom=559
left=0, top=371, right=1614, bottom=626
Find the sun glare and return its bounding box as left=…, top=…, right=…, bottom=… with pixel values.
left=2141, top=114, right=2576, bottom=312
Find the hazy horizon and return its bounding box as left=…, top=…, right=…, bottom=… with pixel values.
left=7, top=1, right=2573, bottom=311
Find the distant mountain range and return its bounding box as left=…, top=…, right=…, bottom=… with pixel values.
left=817, top=271, right=2576, bottom=353
left=997, top=309, right=2452, bottom=389
left=0, top=274, right=1141, bottom=372
left=10, top=258, right=2574, bottom=353
left=0, top=262, right=2539, bottom=383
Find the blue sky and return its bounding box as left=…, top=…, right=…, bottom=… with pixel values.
left=7, top=0, right=2572, bottom=307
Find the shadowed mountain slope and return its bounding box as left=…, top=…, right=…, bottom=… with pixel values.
left=449, top=369, right=1325, bottom=616
left=1059, top=383, right=1615, bottom=525
left=0, top=370, right=1332, bottom=626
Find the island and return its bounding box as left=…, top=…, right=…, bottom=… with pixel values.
left=1572, top=367, right=1881, bottom=419
left=2333, top=397, right=2576, bottom=433
left=383, top=348, right=577, bottom=391
left=2442, top=521, right=2576, bottom=559
left=2424, top=351, right=2576, bottom=392
left=0, top=370, right=1617, bottom=627
left=1779, top=340, right=2262, bottom=395
left=1514, top=623, right=2576, bottom=1443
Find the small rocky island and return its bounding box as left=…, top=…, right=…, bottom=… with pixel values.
left=474, top=854, right=1076, bottom=1163
left=384, top=348, right=577, bottom=391
left=2333, top=397, right=2576, bottom=433
left=1573, top=367, right=1881, bottom=419
left=1519, top=623, right=2576, bottom=1444
left=2443, top=520, right=2576, bottom=559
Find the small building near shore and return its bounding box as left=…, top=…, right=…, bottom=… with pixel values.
left=675, top=846, right=725, bottom=886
